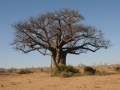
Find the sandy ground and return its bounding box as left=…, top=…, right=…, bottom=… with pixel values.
left=0, top=73, right=120, bottom=90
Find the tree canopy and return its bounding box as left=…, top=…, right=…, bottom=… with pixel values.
left=11, top=8, right=111, bottom=68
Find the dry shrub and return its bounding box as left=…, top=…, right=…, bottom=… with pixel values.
left=95, top=69, right=107, bottom=75
left=0, top=68, right=6, bottom=73
left=83, top=66, right=96, bottom=75
left=114, top=66, right=120, bottom=72
left=18, top=69, right=33, bottom=74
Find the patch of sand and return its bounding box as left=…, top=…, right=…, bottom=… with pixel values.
left=0, top=73, right=120, bottom=90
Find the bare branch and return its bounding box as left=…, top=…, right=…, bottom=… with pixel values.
left=11, top=8, right=111, bottom=60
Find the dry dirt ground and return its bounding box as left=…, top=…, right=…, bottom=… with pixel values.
left=0, top=73, right=120, bottom=90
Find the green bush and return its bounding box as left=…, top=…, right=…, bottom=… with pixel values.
left=59, top=71, right=73, bottom=78
left=52, top=64, right=80, bottom=77
left=18, top=69, right=33, bottom=74
left=66, top=65, right=79, bottom=73
left=83, top=66, right=96, bottom=75
left=114, top=66, right=120, bottom=72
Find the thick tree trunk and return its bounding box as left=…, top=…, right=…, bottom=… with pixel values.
left=50, top=51, right=67, bottom=68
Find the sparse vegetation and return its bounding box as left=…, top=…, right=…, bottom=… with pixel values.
left=18, top=69, right=33, bottom=74
left=95, top=69, right=107, bottom=75
left=0, top=68, right=6, bottom=73
left=8, top=68, right=16, bottom=73
left=83, top=66, right=96, bottom=75
left=114, top=65, right=120, bottom=72
left=0, top=64, right=120, bottom=76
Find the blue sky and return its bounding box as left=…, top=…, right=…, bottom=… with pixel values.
left=0, top=0, right=120, bottom=68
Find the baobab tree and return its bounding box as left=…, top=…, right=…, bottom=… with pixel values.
left=11, top=8, right=111, bottom=68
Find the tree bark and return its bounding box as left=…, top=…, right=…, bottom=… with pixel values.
left=50, top=51, right=67, bottom=68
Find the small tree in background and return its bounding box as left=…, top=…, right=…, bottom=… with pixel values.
left=11, top=8, right=111, bottom=68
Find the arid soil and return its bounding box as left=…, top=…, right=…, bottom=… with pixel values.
left=0, top=73, right=120, bottom=90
